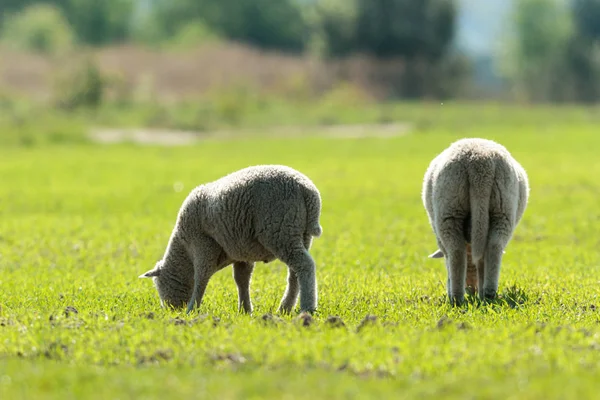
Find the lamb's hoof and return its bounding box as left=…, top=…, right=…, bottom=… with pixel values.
left=276, top=306, right=293, bottom=315
left=448, top=294, right=465, bottom=306
left=482, top=290, right=497, bottom=302
left=186, top=301, right=195, bottom=315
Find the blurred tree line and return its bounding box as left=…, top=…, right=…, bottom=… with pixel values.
left=502, top=0, right=600, bottom=103
left=0, top=0, right=456, bottom=56
left=0, top=0, right=134, bottom=45
left=1, top=0, right=600, bottom=102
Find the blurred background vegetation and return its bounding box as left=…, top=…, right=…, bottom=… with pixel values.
left=1, top=0, right=599, bottom=145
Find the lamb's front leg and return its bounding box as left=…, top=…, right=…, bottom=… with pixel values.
left=465, top=244, right=478, bottom=296
left=186, top=236, right=223, bottom=314
left=233, top=261, right=254, bottom=314
left=277, top=268, right=299, bottom=314
left=186, top=267, right=213, bottom=314
left=476, top=258, right=485, bottom=300
left=446, top=247, right=467, bottom=306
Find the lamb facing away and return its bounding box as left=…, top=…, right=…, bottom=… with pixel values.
left=140, top=165, right=323, bottom=315
left=422, top=138, right=529, bottom=305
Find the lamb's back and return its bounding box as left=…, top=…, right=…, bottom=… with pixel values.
left=205, top=165, right=314, bottom=211
left=424, top=138, right=518, bottom=222
left=186, top=165, right=315, bottom=261
left=435, top=139, right=512, bottom=172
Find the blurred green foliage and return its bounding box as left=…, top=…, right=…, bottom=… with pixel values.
left=0, top=3, right=74, bottom=55
left=1, top=0, right=134, bottom=45
left=53, top=57, right=105, bottom=109
left=2, top=0, right=600, bottom=102
left=1, top=0, right=458, bottom=58
left=500, top=0, right=600, bottom=103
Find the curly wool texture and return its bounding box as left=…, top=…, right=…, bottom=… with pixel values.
left=422, top=138, right=529, bottom=304
left=140, top=165, right=322, bottom=314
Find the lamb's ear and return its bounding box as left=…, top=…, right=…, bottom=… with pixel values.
left=139, top=266, right=161, bottom=278
left=426, top=249, right=504, bottom=258
left=428, top=249, right=445, bottom=259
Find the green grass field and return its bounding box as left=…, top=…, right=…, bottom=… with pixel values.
left=1, top=104, right=600, bottom=399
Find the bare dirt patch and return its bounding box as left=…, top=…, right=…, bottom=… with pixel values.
left=89, top=128, right=202, bottom=146
left=89, top=122, right=412, bottom=146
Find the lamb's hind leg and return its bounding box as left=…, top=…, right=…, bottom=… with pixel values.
left=482, top=215, right=512, bottom=301
left=438, top=218, right=468, bottom=306
left=233, top=261, right=254, bottom=314
left=276, top=233, right=313, bottom=314
left=277, top=268, right=299, bottom=314
left=277, top=246, right=317, bottom=313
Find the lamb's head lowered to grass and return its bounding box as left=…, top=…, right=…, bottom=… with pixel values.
left=422, top=138, right=529, bottom=305
left=140, top=164, right=323, bottom=315
left=140, top=259, right=193, bottom=309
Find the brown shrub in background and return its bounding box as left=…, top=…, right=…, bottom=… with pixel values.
left=0, top=42, right=468, bottom=103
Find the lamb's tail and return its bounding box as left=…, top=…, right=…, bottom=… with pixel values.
left=469, top=162, right=495, bottom=263
left=303, top=187, right=323, bottom=238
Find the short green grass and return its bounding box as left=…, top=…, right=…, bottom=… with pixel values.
left=1, top=108, right=600, bottom=399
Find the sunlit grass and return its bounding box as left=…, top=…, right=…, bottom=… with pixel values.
left=1, top=113, right=600, bottom=399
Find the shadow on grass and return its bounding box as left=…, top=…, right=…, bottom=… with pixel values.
left=437, top=284, right=530, bottom=311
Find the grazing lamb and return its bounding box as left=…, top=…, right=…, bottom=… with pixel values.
left=139, top=165, right=323, bottom=315
left=422, top=138, right=529, bottom=305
